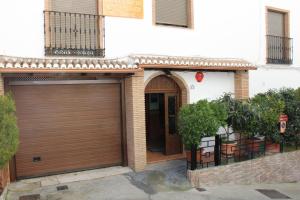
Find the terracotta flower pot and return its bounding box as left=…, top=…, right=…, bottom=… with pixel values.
left=247, top=139, right=263, bottom=152
left=266, top=143, right=280, bottom=153
left=185, top=149, right=203, bottom=162
left=221, top=143, right=237, bottom=156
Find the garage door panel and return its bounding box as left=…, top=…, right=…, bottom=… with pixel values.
left=17, top=139, right=121, bottom=155
left=18, top=134, right=121, bottom=151
left=12, top=83, right=123, bottom=178
left=18, top=121, right=121, bottom=133
left=17, top=147, right=122, bottom=165
left=18, top=131, right=121, bottom=143
left=18, top=136, right=122, bottom=154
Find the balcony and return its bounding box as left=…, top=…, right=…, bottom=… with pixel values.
left=266, top=35, right=293, bottom=65
left=44, top=11, right=105, bottom=57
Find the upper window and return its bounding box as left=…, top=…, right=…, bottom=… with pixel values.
left=154, top=0, right=192, bottom=28
left=266, top=8, right=293, bottom=64
left=44, top=0, right=104, bottom=57
left=51, top=0, right=97, bottom=14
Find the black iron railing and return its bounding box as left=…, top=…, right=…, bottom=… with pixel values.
left=267, top=35, right=293, bottom=64
left=44, top=11, right=105, bottom=57
left=187, top=133, right=299, bottom=170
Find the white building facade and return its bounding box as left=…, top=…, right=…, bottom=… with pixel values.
left=0, top=0, right=299, bottom=183
left=1, top=0, right=300, bottom=99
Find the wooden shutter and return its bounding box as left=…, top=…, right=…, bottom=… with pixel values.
left=268, top=11, right=284, bottom=36
left=51, top=0, right=97, bottom=14
left=155, top=0, right=188, bottom=27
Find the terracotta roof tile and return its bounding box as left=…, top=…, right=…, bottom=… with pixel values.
left=0, top=54, right=256, bottom=73
left=131, top=54, right=256, bottom=70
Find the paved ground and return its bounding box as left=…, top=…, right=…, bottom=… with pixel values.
left=4, top=160, right=300, bottom=200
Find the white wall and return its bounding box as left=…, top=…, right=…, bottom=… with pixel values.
left=105, top=0, right=300, bottom=96
left=1, top=0, right=299, bottom=66
left=0, top=0, right=44, bottom=57
left=250, top=66, right=300, bottom=97
left=105, top=0, right=300, bottom=67
left=144, top=70, right=234, bottom=103
left=0, top=0, right=300, bottom=96
left=105, top=0, right=262, bottom=62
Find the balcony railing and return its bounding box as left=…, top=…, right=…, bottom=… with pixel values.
left=267, top=35, right=293, bottom=65
left=44, top=11, right=105, bottom=57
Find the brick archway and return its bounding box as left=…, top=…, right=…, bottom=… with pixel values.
left=144, top=71, right=189, bottom=105
left=144, top=72, right=189, bottom=162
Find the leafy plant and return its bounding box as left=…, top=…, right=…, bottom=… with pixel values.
left=0, top=93, right=19, bottom=168
left=232, top=100, right=259, bottom=137
left=277, top=88, right=300, bottom=143
left=215, top=93, right=235, bottom=135
left=178, top=100, right=226, bottom=149
left=250, top=92, right=285, bottom=142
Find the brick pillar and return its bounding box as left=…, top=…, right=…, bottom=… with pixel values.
left=0, top=73, right=10, bottom=193
left=234, top=71, right=249, bottom=100
left=125, top=71, right=146, bottom=171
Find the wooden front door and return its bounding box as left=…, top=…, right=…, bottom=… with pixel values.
left=145, top=93, right=165, bottom=153
left=164, top=93, right=182, bottom=155
left=145, top=75, right=183, bottom=156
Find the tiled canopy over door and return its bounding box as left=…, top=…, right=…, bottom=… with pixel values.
left=155, top=0, right=188, bottom=27
left=51, top=0, right=97, bottom=14
left=268, top=11, right=285, bottom=36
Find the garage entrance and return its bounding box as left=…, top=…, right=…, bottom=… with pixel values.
left=9, top=80, right=123, bottom=179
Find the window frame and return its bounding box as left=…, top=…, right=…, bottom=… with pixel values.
left=44, top=0, right=105, bottom=57
left=152, top=0, right=194, bottom=29
left=265, top=6, right=291, bottom=65
left=266, top=7, right=290, bottom=38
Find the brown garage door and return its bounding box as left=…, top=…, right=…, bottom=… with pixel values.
left=10, top=80, right=122, bottom=179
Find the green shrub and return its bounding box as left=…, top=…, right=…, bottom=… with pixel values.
left=178, top=100, right=226, bottom=149
left=232, top=100, right=259, bottom=137
left=216, top=93, right=258, bottom=137
left=278, top=88, right=300, bottom=142
left=295, top=87, right=300, bottom=101
left=262, top=88, right=300, bottom=142
left=0, top=93, right=19, bottom=168
left=250, top=92, right=285, bottom=142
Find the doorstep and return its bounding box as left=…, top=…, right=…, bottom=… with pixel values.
left=9, top=166, right=132, bottom=191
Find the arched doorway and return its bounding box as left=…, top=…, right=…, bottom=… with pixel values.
left=145, top=75, right=183, bottom=159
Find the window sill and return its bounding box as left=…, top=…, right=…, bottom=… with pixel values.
left=153, top=23, right=194, bottom=30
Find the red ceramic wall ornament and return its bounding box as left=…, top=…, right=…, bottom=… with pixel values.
left=195, top=72, right=204, bottom=82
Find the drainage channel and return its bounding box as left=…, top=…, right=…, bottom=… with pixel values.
left=19, top=194, right=41, bottom=200
left=19, top=185, right=69, bottom=200
left=256, top=189, right=291, bottom=199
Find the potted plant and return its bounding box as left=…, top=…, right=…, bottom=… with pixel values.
left=216, top=94, right=240, bottom=156
left=0, top=93, right=19, bottom=193
left=230, top=99, right=265, bottom=155
left=250, top=92, right=285, bottom=153
left=178, top=100, right=226, bottom=170
left=275, top=88, right=300, bottom=152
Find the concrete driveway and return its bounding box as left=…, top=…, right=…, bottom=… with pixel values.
left=5, top=160, right=300, bottom=200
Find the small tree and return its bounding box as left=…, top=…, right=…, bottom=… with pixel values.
left=217, top=93, right=242, bottom=136
left=293, top=88, right=300, bottom=142
left=250, top=92, right=285, bottom=142
left=0, top=93, right=19, bottom=168
left=178, top=100, right=226, bottom=169
left=232, top=100, right=259, bottom=138
left=276, top=88, right=300, bottom=143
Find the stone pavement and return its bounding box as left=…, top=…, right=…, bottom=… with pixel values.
left=3, top=160, right=300, bottom=200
